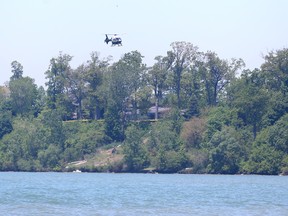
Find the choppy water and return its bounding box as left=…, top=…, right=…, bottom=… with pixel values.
left=0, top=172, right=287, bottom=216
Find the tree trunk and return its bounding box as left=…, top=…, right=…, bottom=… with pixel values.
left=253, top=123, right=257, bottom=140
left=154, top=87, right=159, bottom=120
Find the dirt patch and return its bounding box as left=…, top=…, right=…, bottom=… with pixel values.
left=93, top=146, right=123, bottom=167
left=66, top=145, right=124, bottom=170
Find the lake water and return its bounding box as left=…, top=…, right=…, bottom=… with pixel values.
left=0, top=172, right=287, bottom=216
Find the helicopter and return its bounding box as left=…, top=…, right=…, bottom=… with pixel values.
left=104, top=34, right=122, bottom=46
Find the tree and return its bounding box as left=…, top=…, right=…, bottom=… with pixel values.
left=180, top=117, right=206, bottom=149
left=38, top=145, right=61, bottom=170
left=45, top=52, right=73, bottom=119
left=104, top=99, right=125, bottom=141
left=104, top=51, right=146, bottom=141
left=155, top=149, right=188, bottom=173
left=120, top=51, right=147, bottom=120
left=147, top=119, right=188, bottom=172
left=10, top=61, right=23, bottom=81
left=104, top=62, right=129, bottom=141
left=227, top=70, right=269, bottom=139
left=165, top=41, right=199, bottom=108
left=0, top=117, right=47, bottom=171
left=200, top=51, right=245, bottom=106
left=202, top=106, right=240, bottom=146
left=67, top=64, right=87, bottom=119
left=84, top=52, right=110, bottom=120
left=0, top=88, right=12, bottom=138
left=148, top=56, right=168, bottom=119
left=260, top=48, right=288, bottom=124
left=0, top=113, right=12, bottom=140
left=63, top=121, right=109, bottom=161
left=148, top=120, right=180, bottom=152
left=33, top=86, right=46, bottom=117
left=123, top=125, right=149, bottom=171
left=0, top=110, right=12, bottom=139
left=9, top=77, right=38, bottom=116
left=261, top=48, right=288, bottom=94
left=39, top=109, right=65, bottom=151
left=180, top=66, right=203, bottom=117
left=243, top=128, right=283, bottom=175
left=268, top=113, right=288, bottom=154
left=207, top=127, right=244, bottom=174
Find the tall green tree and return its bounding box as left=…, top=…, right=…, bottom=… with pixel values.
left=84, top=52, right=110, bottom=120
left=104, top=51, right=145, bottom=141
left=200, top=51, right=245, bottom=106
left=180, top=65, right=203, bottom=117
left=104, top=99, right=124, bottom=141
left=207, top=126, right=244, bottom=174
left=33, top=86, right=46, bottom=117
left=260, top=48, right=288, bottom=125
left=148, top=56, right=168, bottom=119
left=123, top=125, right=149, bottom=171
left=243, top=127, right=283, bottom=175
left=0, top=117, right=46, bottom=171
left=104, top=62, right=129, bottom=141
left=147, top=119, right=187, bottom=173
left=9, top=77, right=38, bottom=116
left=36, top=108, right=66, bottom=154
left=165, top=41, right=199, bottom=108
left=268, top=113, right=288, bottom=154
left=0, top=89, right=12, bottom=139
left=227, top=70, right=269, bottom=139
left=261, top=48, right=288, bottom=94
left=67, top=64, right=87, bottom=119
left=0, top=110, right=12, bottom=139
left=45, top=52, right=73, bottom=119
left=10, top=61, right=23, bottom=81
left=120, top=51, right=147, bottom=120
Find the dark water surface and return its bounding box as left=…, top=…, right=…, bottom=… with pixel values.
left=0, top=172, right=287, bottom=215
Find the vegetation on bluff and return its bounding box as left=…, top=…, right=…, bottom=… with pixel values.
left=0, top=43, right=288, bottom=175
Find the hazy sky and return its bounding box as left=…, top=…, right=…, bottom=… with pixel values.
left=1, top=0, right=287, bottom=87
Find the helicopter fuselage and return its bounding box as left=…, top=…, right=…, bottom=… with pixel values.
left=105, top=34, right=122, bottom=46
left=111, top=37, right=122, bottom=46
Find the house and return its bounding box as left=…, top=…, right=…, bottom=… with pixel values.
left=147, top=106, right=171, bottom=119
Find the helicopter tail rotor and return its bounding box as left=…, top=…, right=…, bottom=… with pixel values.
left=104, top=34, right=110, bottom=44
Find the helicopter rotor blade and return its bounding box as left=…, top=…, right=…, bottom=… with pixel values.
left=103, top=33, right=126, bottom=36
left=104, top=33, right=119, bottom=36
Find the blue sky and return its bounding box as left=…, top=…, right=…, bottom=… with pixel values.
left=1, top=0, right=287, bottom=87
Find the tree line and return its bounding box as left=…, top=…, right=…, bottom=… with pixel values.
left=0, top=42, right=287, bottom=174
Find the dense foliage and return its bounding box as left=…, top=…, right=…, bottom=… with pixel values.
left=0, top=44, right=288, bottom=175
